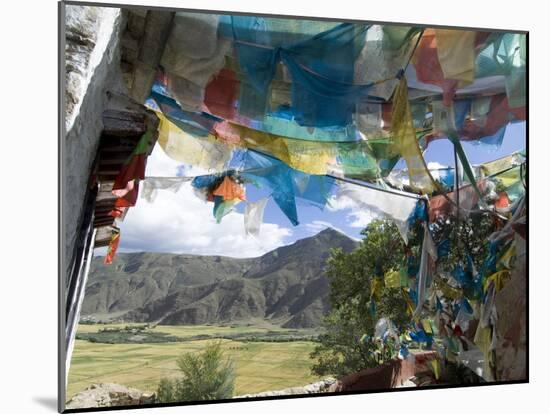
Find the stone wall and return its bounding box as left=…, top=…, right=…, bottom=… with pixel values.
left=63, top=4, right=124, bottom=277
left=63, top=6, right=175, bottom=277
left=119, top=9, right=174, bottom=103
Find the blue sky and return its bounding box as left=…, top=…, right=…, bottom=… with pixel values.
left=423, top=122, right=526, bottom=166
left=109, top=121, right=525, bottom=258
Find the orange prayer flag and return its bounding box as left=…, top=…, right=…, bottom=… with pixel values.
left=212, top=176, right=246, bottom=201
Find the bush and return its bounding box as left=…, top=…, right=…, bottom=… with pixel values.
left=157, top=341, right=235, bottom=403
left=156, top=378, right=175, bottom=403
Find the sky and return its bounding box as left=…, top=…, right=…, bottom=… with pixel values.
left=97, top=121, right=526, bottom=259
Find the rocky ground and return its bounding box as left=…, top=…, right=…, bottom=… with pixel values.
left=65, top=383, right=155, bottom=409
left=66, top=378, right=336, bottom=408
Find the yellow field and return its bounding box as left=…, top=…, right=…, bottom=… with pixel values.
left=67, top=324, right=319, bottom=401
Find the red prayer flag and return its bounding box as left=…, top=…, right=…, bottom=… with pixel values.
left=108, top=206, right=127, bottom=219
left=115, top=180, right=140, bottom=208
left=204, top=68, right=240, bottom=119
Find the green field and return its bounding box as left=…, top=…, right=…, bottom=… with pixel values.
left=67, top=324, right=320, bottom=401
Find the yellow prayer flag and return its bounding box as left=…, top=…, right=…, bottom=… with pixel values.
left=429, top=359, right=441, bottom=380
left=497, top=167, right=522, bottom=188
left=435, top=278, right=463, bottom=300
left=285, top=139, right=336, bottom=175
left=434, top=29, right=476, bottom=86
left=229, top=123, right=292, bottom=166
left=156, top=111, right=232, bottom=171
left=392, top=77, right=438, bottom=194
left=421, top=319, right=433, bottom=334
left=474, top=324, right=493, bottom=378
left=481, top=153, right=522, bottom=176
left=485, top=270, right=511, bottom=292
left=499, top=244, right=516, bottom=270
left=224, top=122, right=337, bottom=175
left=385, top=269, right=401, bottom=288
left=402, top=288, right=416, bottom=315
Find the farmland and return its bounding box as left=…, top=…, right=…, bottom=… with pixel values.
left=67, top=323, right=320, bottom=401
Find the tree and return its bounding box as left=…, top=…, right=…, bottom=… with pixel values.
left=157, top=341, right=235, bottom=402
left=310, top=211, right=497, bottom=378
left=310, top=220, right=413, bottom=377
left=430, top=212, right=494, bottom=273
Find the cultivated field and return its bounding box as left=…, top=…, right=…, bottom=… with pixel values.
left=67, top=323, right=319, bottom=401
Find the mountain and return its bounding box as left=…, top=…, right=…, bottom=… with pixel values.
left=81, top=228, right=359, bottom=328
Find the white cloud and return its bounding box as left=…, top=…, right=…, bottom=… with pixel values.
left=144, top=144, right=182, bottom=176
left=145, top=144, right=211, bottom=177
left=326, top=194, right=378, bottom=228
left=427, top=161, right=449, bottom=170
left=108, top=144, right=293, bottom=258
left=345, top=209, right=378, bottom=228
left=386, top=162, right=451, bottom=188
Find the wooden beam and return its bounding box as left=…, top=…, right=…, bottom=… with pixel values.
left=94, top=220, right=114, bottom=227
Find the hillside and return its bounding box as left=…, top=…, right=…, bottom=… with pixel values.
left=82, top=228, right=359, bottom=328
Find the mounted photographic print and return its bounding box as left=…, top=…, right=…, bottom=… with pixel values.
left=59, top=1, right=528, bottom=412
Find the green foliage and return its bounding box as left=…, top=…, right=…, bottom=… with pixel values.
left=310, top=305, right=377, bottom=377
left=430, top=212, right=494, bottom=272
left=156, top=378, right=175, bottom=403
left=76, top=330, right=183, bottom=344
left=157, top=341, right=235, bottom=403
left=98, top=324, right=150, bottom=333
left=377, top=288, right=410, bottom=333
left=77, top=329, right=318, bottom=345
left=310, top=220, right=412, bottom=377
